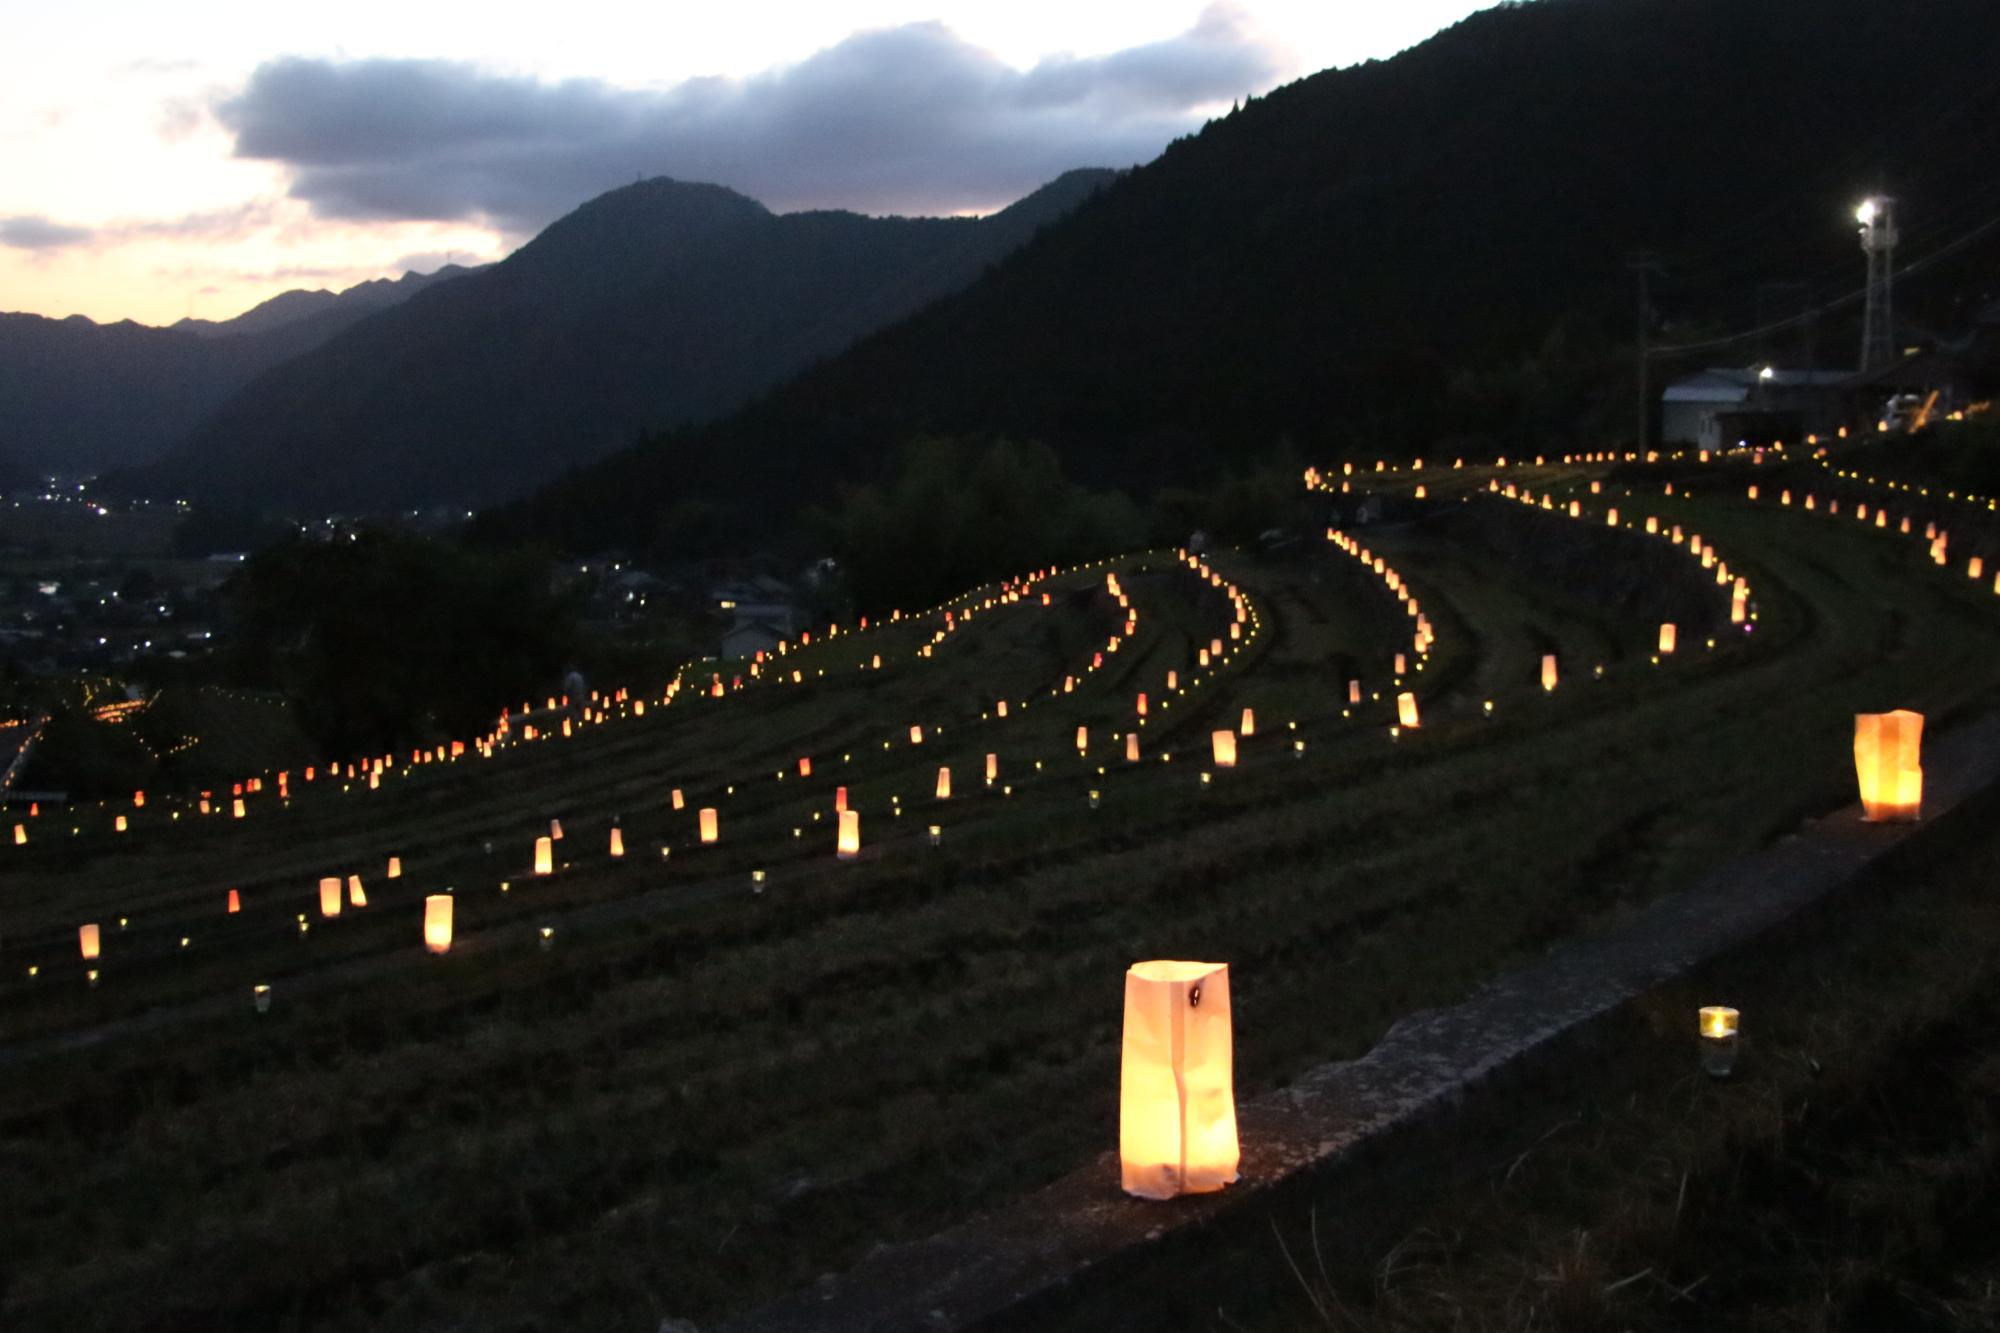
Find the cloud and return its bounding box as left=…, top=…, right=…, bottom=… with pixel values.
left=0, top=202, right=278, bottom=255
left=0, top=215, right=94, bottom=250
left=216, top=3, right=1290, bottom=232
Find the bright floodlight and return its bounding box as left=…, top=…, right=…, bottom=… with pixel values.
left=1856, top=198, right=1879, bottom=225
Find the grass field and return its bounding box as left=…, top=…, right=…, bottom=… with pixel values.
left=4, top=446, right=1999, bottom=1331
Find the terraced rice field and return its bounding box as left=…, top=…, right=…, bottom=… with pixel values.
left=5, top=446, right=2000, bottom=1331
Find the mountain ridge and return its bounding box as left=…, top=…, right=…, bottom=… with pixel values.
left=115, top=168, right=1119, bottom=512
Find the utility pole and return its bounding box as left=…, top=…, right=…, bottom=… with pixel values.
left=1627, top=252, right=1662, bottom=453
left=1856, top=197, right=1898, bottom=372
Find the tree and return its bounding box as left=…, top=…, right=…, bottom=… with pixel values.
left=228, top=532, right=576, bottom=757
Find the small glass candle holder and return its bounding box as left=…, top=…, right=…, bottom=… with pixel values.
left=1698, top=1006, right=1739, bottom=1078
left=254, top=983, right=272, bottom=1014
left=928, top=825, right=942, bottom=847
left=539, top=926, right=555, bottom=952
left=1089, top=791, right=1101, bottom=809
left=751, top=870, right=766, bottom=894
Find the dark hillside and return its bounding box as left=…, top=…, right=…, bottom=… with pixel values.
left=486, top=0, right=2000, bottom=554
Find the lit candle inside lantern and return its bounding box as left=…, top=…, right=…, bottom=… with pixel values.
left=114, top=815, right=127, bottom=832
left=79, top=923, right=100, bottom=960
left=836, top=809, right=860, bottom=861
left=1238, top=707, right=1255, bottom=737
left=799, top=756, right=812, bottom=777
left=1211, top=730, right=1238, bottom=767
left=534, top=836, right=553, bottom=875
left=1120, top=960, right=1239, bottom=1199
left=609, top=826, right=625, bottom=857
left=1348, top=679, right=1361, bottom=705
left=1397, top=692, right=1419, bottom=728
left=387, top=856, right=402, bottom=879
left=424, top=895, right=453, bottom=954
left=232, top=797, right=246, bottom=819
left=909, top=725, right=924, bottom=745
left=699, top=807, right=719, bottom=844
left=1126, top=733, right=1141, bottom=762
left=1854, top=710, right=1923, bottom=822
left=227, top=888, right=241, bottom=914
left=1076, top=725, right=1089, bottom=754
left=985, top=753, right=998, bottom=785
left=936, top=766, right=952, bottom=800
left=1541, top=654, right=1558, bottom=691
left=347, top=875, right=367, bottom=908
left=1698, top=1005, right=1740, bottom=1078
left=1658, top=623, right=1677, bottom=654
left=319, top=877, right=343, bottom=917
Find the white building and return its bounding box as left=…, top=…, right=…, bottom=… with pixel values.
left=1660, top=367, right=1853, bottom=450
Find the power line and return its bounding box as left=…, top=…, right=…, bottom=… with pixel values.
left=1645, top=202, right=2000, bottom=359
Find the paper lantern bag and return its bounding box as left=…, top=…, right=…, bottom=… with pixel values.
left=1120, top=960, right=1240, bottom=1199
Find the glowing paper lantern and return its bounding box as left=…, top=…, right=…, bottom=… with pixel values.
left=13, top=823, right=25, bottom=845
left=114, top=815, right=127, bottom=832
left=936, top=767, right=952, bottom=800
left=985, top=753, right=998, bottom=785
left=909, top=725, right=924, bottom=745
left=1658, top=623, right=1677, bottom=654
left=319, top=877, right=343, bottom=918
left=424, top=895, right=453, bottom=954
left=79, top=923, right=100, bottom=960
left=671, top=789, right=684, bottom=811
left=1854, top=710, right=1923, bottom=822
left=1541, top=655, right=1558, bottom=692
left=799, top=756, right=813, bottom=777
left=1396, top=692, right=1419, bottom=729
left=699, top=807, right=719, bottom=844
left=550, top=818, right=564, bottom=841
left=1211, top=730, right=1237, bottom=768
left=232, top=797, right=246, bottom=819
left=534, top=836, right=553, bottom=876
left=1136, top=692, right=1148, bottom=716
left=1393, top=653, right=1407, bottom=676
left=227, top=888, right=241, bottom=914
left=1698, top=1005, right=1740, bottom=1078
left=1119, top=960, right=1239, bottom=1199
left=1239, top=708, right=1255, bottom=736
left=1126, top=733, right=1141, bottom=762
left=609, top=826, right=625, bottom=857
left=387, top=856, right=402, bottom=879
left=347, top=875, right=367, bottom=908
left=1076, top=726, right=1089, bottom=754
left=836, top=809, right=860, bottom=861
left=1347, top=679, right=1361, bottom=705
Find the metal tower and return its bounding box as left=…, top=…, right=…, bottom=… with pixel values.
left=1856, top=196, right=1898, bottom=372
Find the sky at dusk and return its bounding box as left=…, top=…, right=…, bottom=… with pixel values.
left=3, top=1, right=1492, bottom=326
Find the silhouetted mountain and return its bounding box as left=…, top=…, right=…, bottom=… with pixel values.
left=170, top=268, right=476, bottom=341
left=481, top=0, right=2000, bottom=556
left=118, top=170, right=1118, bottom=512
left=0, top=266, right=474, bottom=477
